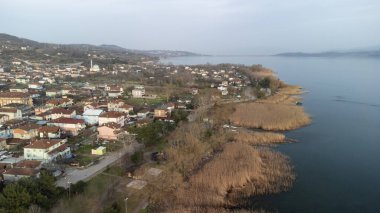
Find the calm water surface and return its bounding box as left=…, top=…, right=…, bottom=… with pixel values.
left=161, top=56, right=380, bottom=213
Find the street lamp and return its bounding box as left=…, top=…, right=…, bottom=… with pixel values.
left=124, top=197, right=128, bottom=213
left=67, top=180, right=72, bottom=200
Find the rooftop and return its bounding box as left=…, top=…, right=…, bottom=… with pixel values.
left=24, top=139, right=61, bottom=149
left=49, top=117, right=85, bottom=124
left=3, top=168, right=37, bottom=176
left=99, top=111, right=125, bottom=118
left=0, top=92, right=30, bottom=98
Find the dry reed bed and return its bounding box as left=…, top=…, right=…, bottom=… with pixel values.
left=230, top=103, right=311, bottom=131
left=163, top=142, right=293, bottom=212
left=257, top=85, right=303, bottom=104
left=234, top=130, right=285, bottom=145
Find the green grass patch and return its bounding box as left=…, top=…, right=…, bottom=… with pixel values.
left=104, top=165, right=125, bottom=176
left=125, top=97, right=165, bottom=106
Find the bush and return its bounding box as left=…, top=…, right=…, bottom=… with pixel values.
left=131, top=151, right=144, bottom=164
left=71, top=180, right=87, bottom=194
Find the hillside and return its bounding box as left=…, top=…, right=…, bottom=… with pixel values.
left=0, top=33, right=201, bottom=66
left=275, top=49, right=380, bottom=58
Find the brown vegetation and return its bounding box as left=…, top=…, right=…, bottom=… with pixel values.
left=257, top=85, right=303, bottom=104
left=230, top=103, right=310, bottom=131
left=161, top=142, right=294, bottom=212
left=233, top=129, right=285, bottom=145
left=134, top=82, right=308, bottom=212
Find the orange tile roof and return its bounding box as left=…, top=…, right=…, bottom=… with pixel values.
left=0, top=108, right=17, bottom=113
left=0, top=92, right=30, bottom=98
left=24, top=139, right=61, bottom=149
left=49, top=117, right=85, bottom=124
left=38, top=126, right=60, bottom=133
left=15, top=160, right=42, bottom=169
left=99, top=122, right=121, bottom=129
left=3, top=168, right=37, bottom=176
left=99, top=111, right=125, bottom=118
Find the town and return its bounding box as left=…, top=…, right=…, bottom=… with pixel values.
left=0, top=34, right=283, bottom=213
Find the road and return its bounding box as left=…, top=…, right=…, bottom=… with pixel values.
left=56, top=142, right=142, bottom=188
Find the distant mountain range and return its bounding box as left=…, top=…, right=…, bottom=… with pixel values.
left=0, top=33, right=202, bottom=58
left=275, top=49, right=380, bottom=58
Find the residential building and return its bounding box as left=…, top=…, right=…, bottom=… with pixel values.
left=23, top=139, right=70, bottom=162
left=137, top=109, right=150, bottom=119
left=107, top=99, right=125, bottom=111
left=132, top=85, right=145, bottom=98
left=83, top=109, right=104, bottom=125
left=97, top=122, right=123, bottom=140
left=91, top=146, right=106, bottom=155
left=154, top=108, right=168, bottom=119
left=0, top=108, right=22, bottom=120
left=0, top=92, right=33, bottom=107
left=108, top=100, right=133, bottom=114
left=38, top=126, right=62, bottom=139
left=48, top=118, right=85, bottom=136
left=46, top=89, right=61, bottom=97
left=12, top=123, right=40, bottom=139
left=45, top=108, right=76, bottom=120
left=3, top=103, right=33, bottom=117
left=3, top=168, right=37, bottom=182
left=0, top=114, right=9, bottom=125
left=46, top=98, right=73, bottom=107
left=28, top=83, right=43, bottom=90
left=99, top=111, right=125, bottom=127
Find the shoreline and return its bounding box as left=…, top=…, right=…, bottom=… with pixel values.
left=140, top=80, right=311, bottom=212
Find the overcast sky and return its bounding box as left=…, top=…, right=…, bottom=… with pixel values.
left=1, top=0, right=380, bottom=54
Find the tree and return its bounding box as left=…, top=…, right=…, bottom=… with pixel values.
left=129, top=121, right=175, bottom=146
left=0, top=183, right=31, bottom=213
left=35, top=171, right=61, bottom=209
left=171, top=109, right=189, bottom=123
left=70, top=180, right=87, bottom=194
left=131, top=151, right=144, bottom=164
left=258, top=77, right=271, bottom=88
left=103, top=202, right=121, bottom=213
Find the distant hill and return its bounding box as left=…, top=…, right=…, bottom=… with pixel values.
left=0, top=33, right=202, bottom=58
left=275, top=49, right=380, bottom=58
left=0, top=33, right=42, bottom=48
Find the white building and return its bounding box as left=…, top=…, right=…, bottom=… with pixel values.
left=132, top=85, right=145, bottom=98
left=99, top=111, right=125, bottom=127
left=0, top=108, right=23, bottom=120
left=23, top=139, right=70, bottom=162
left=83, top=109, right=104, bottom=125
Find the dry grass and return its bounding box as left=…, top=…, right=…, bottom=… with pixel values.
left=138, top=83, right=307, bottom=212
left=257, top=85, right=303, bottom=104
left=234, top=129, right=285, bottom=145
left=160, top=142, right=293, bottom=212
left=230, top=103, right=311, bottom=131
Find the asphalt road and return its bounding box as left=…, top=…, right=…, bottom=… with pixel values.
left=56, top=142, right=142, bottom=188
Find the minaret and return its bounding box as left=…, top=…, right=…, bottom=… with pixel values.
left=90, top=59, right=93, bottom=69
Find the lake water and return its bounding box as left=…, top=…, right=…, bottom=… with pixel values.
left=160, top=56, right=380, bottom=213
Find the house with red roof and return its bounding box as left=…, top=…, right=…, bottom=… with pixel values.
left=97, top=122, right=125, bottom=140
left=99, top=111, right=126, bottom=127
left=47, top=117, right=86, bottom=136
left=12, top=123, right=40, bottom=139
left=23, top=138, right=70, bottom=162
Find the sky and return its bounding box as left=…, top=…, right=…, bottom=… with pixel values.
left=1, top=0, right=380, bottom=55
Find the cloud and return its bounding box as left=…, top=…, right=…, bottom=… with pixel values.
left=1, top=0, right=380, bottom=54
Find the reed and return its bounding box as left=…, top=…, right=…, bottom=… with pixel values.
left=230, top=103, right=311, bottom=131
left=234, top=129, right=285, bottom=145
left=160, top=142, right=294, bottom=212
